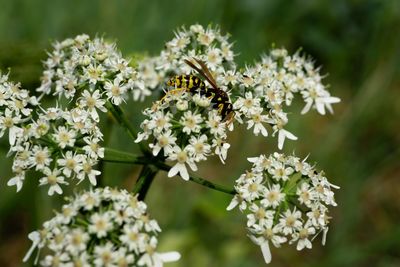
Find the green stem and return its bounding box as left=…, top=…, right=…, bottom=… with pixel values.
left=103, top=147, right=147, bottom=164
left=133, top=164, right=158, bottom=200
left=104, top=101, right=148, bottom=154
left=97, top=115, right=114, bottom=186
left=101, top=147, right=236, bottom=195
left=152, top=160, right=236, bottom=195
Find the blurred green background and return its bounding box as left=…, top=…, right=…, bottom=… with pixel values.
left=1, top=0, right=400, bottom=266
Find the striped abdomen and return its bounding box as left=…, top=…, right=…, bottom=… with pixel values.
left=167, top=75, right=206, bottom=94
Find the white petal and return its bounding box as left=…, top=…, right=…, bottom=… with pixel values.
left=54, top=184, right=63, bottom=195
left=297, top=240, right=305, bottom=251
left=89, top=175, right=97, bottom=186
left=7, top=177, right=23, bottom=192
left=187, top=161, right=198, bottom=172
left=167, top=164, right=180, bottom=178
left=283, top=129, right=297, bottom=141
left=301, top=99, right=313, bottom=114
left=315, top=100, right=326, bottom=115
left=247, top=157, right=259, bottom=163
left=9, top=126, right=21, bottom=146
left=159, top=251, right=181, bottom=263
left=260, top=241, right=272, bottom=264
left=90, top=109, right=99, bottom=122
left=278, top=130, right=285, bottom=150
left=226, top=197, right=239, bottom=211
left=322, top=227, right=329, bottom=246
left=178, top=164, right=189, bottom=181
left=326, top=96, right=341, bottom=104
left=152, top=145, right=161, bottom=156
left=278, top=128, right=298, bottom=149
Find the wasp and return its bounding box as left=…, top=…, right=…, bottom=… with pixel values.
left=164, top=58, right=234, bottom=122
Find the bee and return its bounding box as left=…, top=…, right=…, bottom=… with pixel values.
left=164, top=58, right=234, bottom=122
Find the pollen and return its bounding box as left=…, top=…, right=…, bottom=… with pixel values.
left=177, top=151, right=188, bottom=163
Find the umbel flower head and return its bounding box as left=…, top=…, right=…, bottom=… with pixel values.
left=37, top=34, right=145, bottom=102
left=230, top=47, right=340, bottom=149
left=137, top=25, right=340, bottom=152
left=0, top=72, right=101, bottom=195
left=137, top=24, right=238, bottom=95
left=2, top=34, right=149, bottom=195
left=0, top=71, right=39, bottom=145
left=136, top=90, right=231, bottom=181
left=23, top=187, right=181, bottom=267
left=6, top=104, right=104, bottom=195
left=227, top=153, right=339, bottom=264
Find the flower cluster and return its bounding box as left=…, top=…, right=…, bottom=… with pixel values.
left=136, top=25, right=340, bottom=150
left=230, top=48, right=340, bottom=149
left=0, top=72, right=39, bottom=145
left=6, top=103, right=104, bottom=195
left=239, top=48, right=341, bottom=114
left=24, top=187, right=181, bottom=267
left=37, top=34, right=145, bottom=102
left=227, top=153, right=339, bottom=264
left=138, top=24, right=238, bottom=95
left=2, top=34, right=150, bottom=195
left=136, top=90, right=231, bottom=181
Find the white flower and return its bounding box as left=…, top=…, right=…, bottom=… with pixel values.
left=89, top=213, right=113, bottom=238
left=7, top=172, right=25, bottom=192
left=268, top=161, right=294, bottom=181
left=206, top=47, right=223, bottom=71
left=301, top=86, right=341, bottom=115
left=167, top=146, right=198, bottom=181
left=206, top=111, right=225, bottom=136
left=39, top=168, right=67, bottom=196
left=79, top=90, right=106, bottom=121
left=247, top=204, right=274, bottom=227
left=149, top=130, right=177, bottom=156
left=24, top=187, right=181, bottom=266
left=297, top=183, right=315, bottom=206
left=138, top=237, right=180, bottom=267
left=30, top=146, right=52, bottom=170
left=85, top=64, right=105, bottom=85
left=249, top=223, right=287, bottom=264
left=82, top=137, right=104, bottom=159
left=57, top=151, right=83, bottom=177
left=65, top=229, right=89, bottom=255
left=148, top=111, right=172, bottom=133
left=187, top=134, right=211, bottom=161
left=53, top=126, right=76, bottom=149
left=77, top=158, right=100, bottom=185
left=213, top=138, right=230, bottom=164
left=180, top=110, right=203, bottom=135
left=104, top=77, right=127, bottom=105
left=0, top=108, right=22, bottom=145
left=93, top=242, right=116, bottom=266
left=261, top=184, right=285, bottom=208
left=119, top=224, right=144, bottom=253
left=197, top=28, right=215, bottom=46
left=277, top=208, right=302, bottom=235
left=80, top=191, right=101, bottom=210
left=246, top=108, right=269, bottom=137
left=234, top=92, right=261, bottom=115
left=291, top=220, right=316, bottom=251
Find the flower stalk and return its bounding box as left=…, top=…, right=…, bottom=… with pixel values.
left=102, top=147, right=236, bottom=195
left=133, top=164, right=158, bottom=200
left=104, top=101, right=149, bottom=154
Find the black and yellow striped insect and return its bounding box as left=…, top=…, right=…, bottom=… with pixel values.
left=165, top=58, right=234, bottom=122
